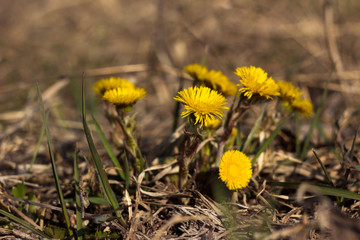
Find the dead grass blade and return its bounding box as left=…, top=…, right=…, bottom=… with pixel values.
left=73, top=146, right=84, bottom=240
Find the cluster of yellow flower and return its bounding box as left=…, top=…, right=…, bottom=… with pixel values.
left=178, top=64, right=313, bottom=128
left=92, top=65, right=313, bottom=192
left=174, top=64, right=314, bottom=191
left=93, top=77, right=146, bottom=107
left=184, top=64, right=238, bottom=96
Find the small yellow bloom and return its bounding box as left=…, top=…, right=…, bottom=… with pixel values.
left=102, top=87, right=146, bottom=106
left=174, top=86, right=228, bottom=126
left=291, top=98, right=314, bottom=117
left=230, top=128, right=238, bottom=138
left=184, top=64, right=238, bottom=96
left=204, top=118, right=222, bottom=130
left=184, top=64, right=209, bottom=81
left=277, top=80, right=313, bottom=117
left=219, top=150, right=252, bottom=190
left=277, top=80, right=302, bottom=102
left=235, top=66, right=280, bottom=100
left=93, top=77, right=135, bottom=95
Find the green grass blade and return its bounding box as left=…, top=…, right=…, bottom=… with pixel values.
left=91, top=114, right=126, bottom=181
left=172, top=75, right=184, bottom=132
left=73, top=147, right=83, bottom=240
left=29, top=123, right=45, bottom=171
left=81, top=76, right=125, bottom=225
left=300, top=78, right=330, bottom=160
left=295, top=112, right=301, bottom=156
left=349, top=125, right=359, bottom=160
left=252, top=114, right=292, bottom=164
left=312, top=149, right=335, bottom=187
left=36, top=84, right=72, bottom=235
left=242, top=108, right=265, bottom=152
left=235, top=123, right=243, bottom=150
left=0, top=209, right=50, bottom=239
left=268, top=181, right=360, bottom=201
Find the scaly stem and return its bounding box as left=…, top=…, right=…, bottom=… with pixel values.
left=179, top=117, right=200, bottom=189
left=116, top=109, right=145, bottom=173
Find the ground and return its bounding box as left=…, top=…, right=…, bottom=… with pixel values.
left=0, top=1, right=360, bottom=239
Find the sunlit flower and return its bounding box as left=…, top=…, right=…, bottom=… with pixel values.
left=184, top=64, right=238, bottom=96
left=204, top=118, right=222, bottom=130
left=277, top=80, right=302, bottom=102
left=291, top=98, right=313, bottom=118
left=235, top=66, right=280, bottom=100
left=93, top=77, right=135, bottom=95
left=277, top=80, right=313, bottom=117
left=184, top=64, right=209, bottom=81
left=219, top=150, right=252, bottom=190
left=102, top=87, right=146, bottom=106
left=230, top=128, right=238, bottom=138
left=174, top=86, right=228, bottom=126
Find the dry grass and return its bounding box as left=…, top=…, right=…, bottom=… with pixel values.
left=1, top=0, right=360, bottom=239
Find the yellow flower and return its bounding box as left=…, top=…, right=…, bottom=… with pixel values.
left=277, top=80, right=313, bottom=117
left=174, top=86, right=228, bottom=126
left=93, top=77, right=135, bottom=95
left=235, top=66, right=280, bottom=100
left=277, top=80, right=302, bottom=102
left=219, top=150, right=252, bottom=190
left=102, top=87, right=146, bottom=106
left=230, top=128, right=238, bottom=138
left=291, top=98, right=313, bottom=117
left=184, top=64, right=209, bottom=80
left=184, top=64, right=238, bottom=96
left=204, top=118, right=222, bottom=130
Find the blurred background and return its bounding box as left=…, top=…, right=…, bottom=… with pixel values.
left=1, top=0, right=360, bottom=153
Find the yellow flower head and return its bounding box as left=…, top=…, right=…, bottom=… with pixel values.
left=204, top=118, right=222, bottom=130
left=291, top=98, right=314, bottom=118
left=93, top=77, right=135, bottom=95
left=174, top=86, right=228, bottom=126
left=277, top=80, right=313, bottom=117
left=277, top=80, right=302, bottom=102
left=102, top=87, right=146, bottom=106
left=184, top=64, right=209, bottom=81
left=184, top=64, right=238, bottom=96
left=219, top=150, right=252, bottom=190
left=235, top=66, right=280, bottom=100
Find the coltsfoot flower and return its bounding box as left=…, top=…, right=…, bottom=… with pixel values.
left=277, top=80, right=313, bottom=117
left=291, top=98, right=313, bottom=117
left=219, top=150, right=252, bottom=190
left=204, top=118, right=222, bottom=130
left=174, top=86, right=228, bottom=126
left=235, top=66, right=280, bottom=100
left=103, top=87, right=146, bottom=106
left=184, top=64, right=209, bottom=81
left=93, top=77, right=136, bottom=95
left=277, top=80, right=302, bottom=102
left=184, top=64, right=238, bottom=96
